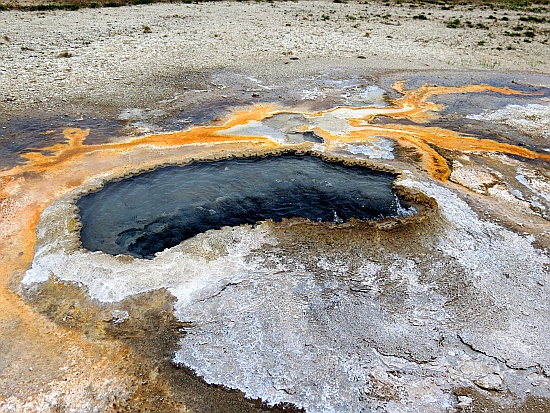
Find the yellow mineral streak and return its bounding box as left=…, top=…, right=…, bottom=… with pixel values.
left=382, top=123, right=550, bottom=158
left=13, top=105, right=281, bottom=175
left=0, top=83, right=548, bottom=403
left=338, top=123, right=550, bottom=180
left=390, top=81, right=536, bottom=123
left=19, top=127, right=89, bottom=168
left=304, top=83, right=547, bottom=179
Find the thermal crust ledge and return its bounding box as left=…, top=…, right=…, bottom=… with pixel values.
left=22, top=171, right=550, bottom=413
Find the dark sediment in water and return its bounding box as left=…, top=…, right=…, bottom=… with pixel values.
left=77, top=155, right=408, bottom=259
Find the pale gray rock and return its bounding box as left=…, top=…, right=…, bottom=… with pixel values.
left=474, top=373, right=503, bottom=392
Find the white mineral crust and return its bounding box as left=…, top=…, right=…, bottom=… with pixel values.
left=23, top=177, right=550, bottom=412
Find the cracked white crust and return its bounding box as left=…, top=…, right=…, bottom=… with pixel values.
left=23, top=176, right=550, bottom=412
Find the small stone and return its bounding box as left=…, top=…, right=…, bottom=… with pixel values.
left=457, top=395, right=472, bottom=409
left=474, top=372, right=503, bottom=391
left=107, top=309, right=129, bottom=324
left=57, top=50, right=72, bottom=58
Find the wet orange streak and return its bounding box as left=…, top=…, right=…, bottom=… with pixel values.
left=391, top=81, right=535, bottom=104
left=310, top=83, right=546, bottom=180
left=310, top=83, right=537, bottom=126
left=11, top=106, right=281, bottom=175
left=348, top=121, right=549, bottom=180
left=328, top=127, right=452, bottom=180
left=382, top=124, right=550, bottom=159
left=389, top=82, right=537, bottom=123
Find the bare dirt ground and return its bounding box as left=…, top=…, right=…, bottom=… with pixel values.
left=0, top=0, right=549, bottom=119
left=0, top=1, right=549, bottom=413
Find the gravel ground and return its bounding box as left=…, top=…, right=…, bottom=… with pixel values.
left=0, top=0, right=549, bottom=119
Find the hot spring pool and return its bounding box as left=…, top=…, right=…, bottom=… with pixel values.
left=77, top=154, right=410, bottom=258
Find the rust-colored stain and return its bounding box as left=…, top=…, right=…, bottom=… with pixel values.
left=306, top=83, right=547, bottom=180
left=0, top=82, right=547, bottom=405
left=390, top=81, right=536, bottom=122
left=7, top=83, right=548, bottom=181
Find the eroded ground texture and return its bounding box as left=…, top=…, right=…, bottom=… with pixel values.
left=0, top=69, right=548, bottom=413
left=1, top=2, right=550, bottom=412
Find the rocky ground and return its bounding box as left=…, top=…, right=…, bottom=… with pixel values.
left=1, top=1, right=550, bottom=413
